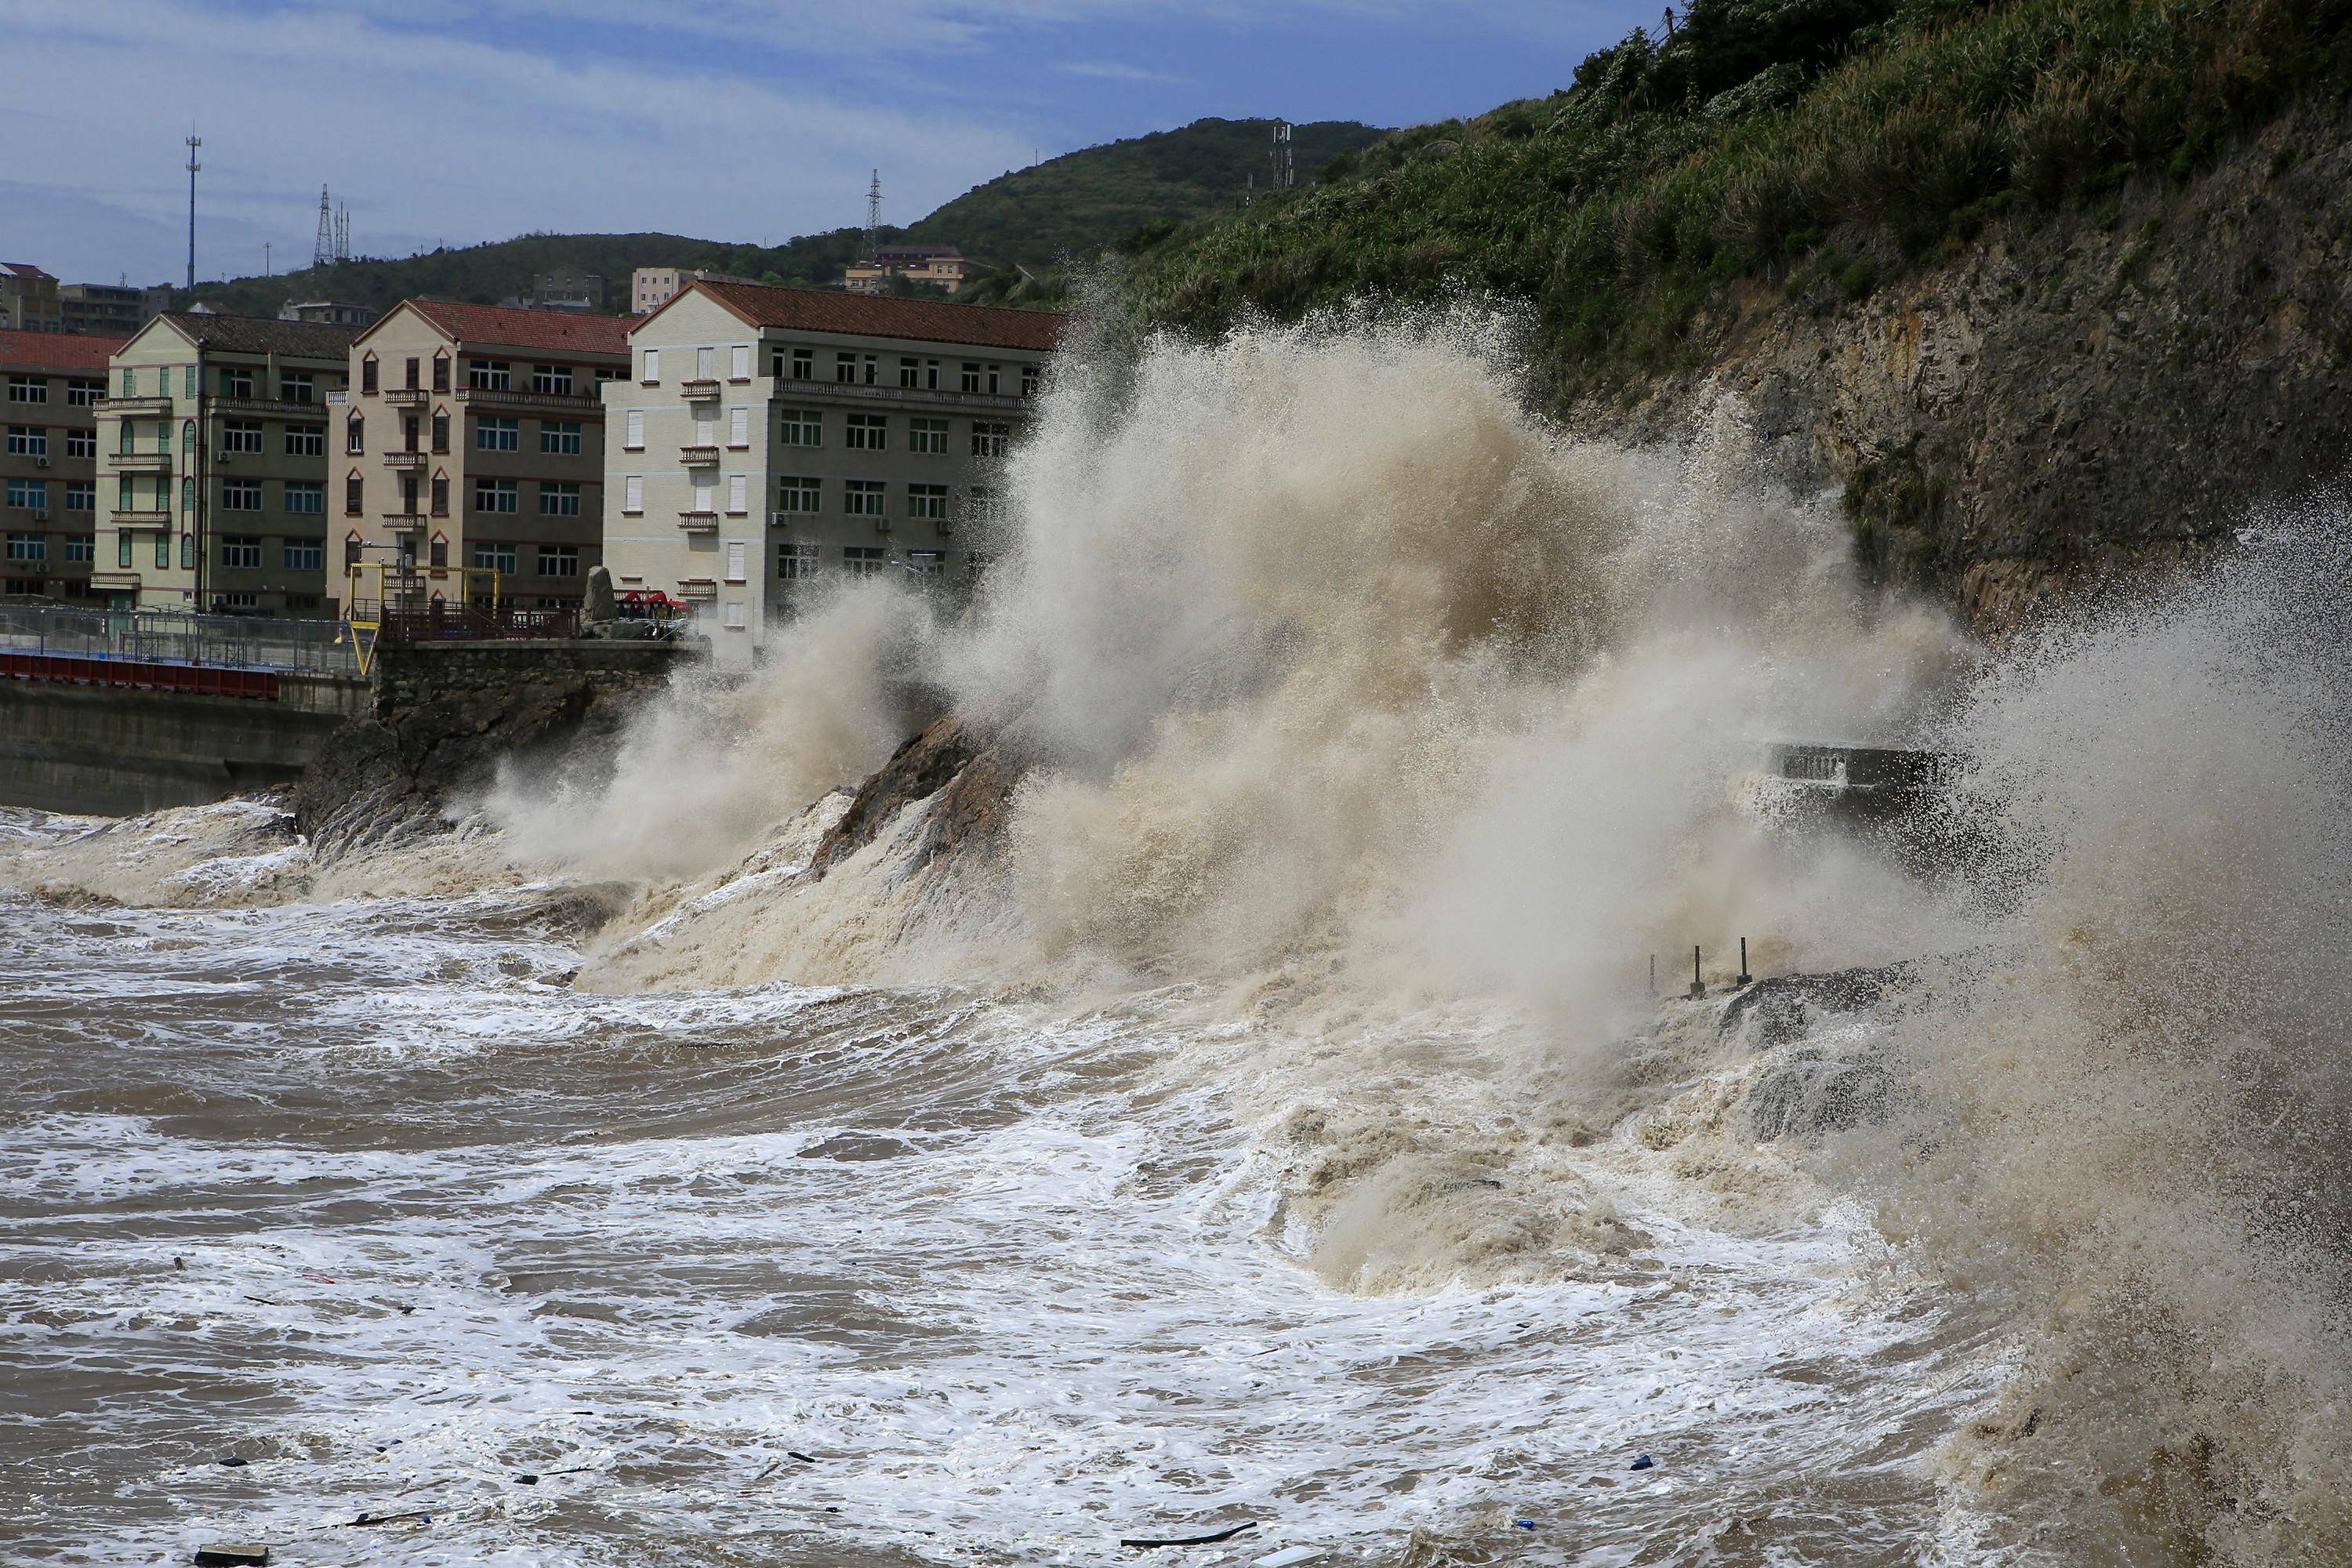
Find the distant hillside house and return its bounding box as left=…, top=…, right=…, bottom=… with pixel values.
left=60, top=283, right=172, bottom=338
left=844, top=245, right=967, bottom=295
left=631, top=267, right=761, bottom=316
left=0, top=264, right=62, bottom=334
left=280, top=301, right=374, bottom=326
left=343, top=299, right=630, bottom=614
left=604, top=281, right=1063, bottom=667
left=501, top=267, right=607, bottom=314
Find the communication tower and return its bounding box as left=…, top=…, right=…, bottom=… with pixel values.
left=865, top=170, right=882, bottom=259
left=185, top=132, right=202, bottom=290
left=314, top=186, right=334, bottom=269
left=335, top=201, right=350, bottom=263
left=1270, top=120, right=1294, bottom=191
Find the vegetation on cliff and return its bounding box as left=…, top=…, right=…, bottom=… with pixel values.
left=1126, top=0, right=2352, bottom=401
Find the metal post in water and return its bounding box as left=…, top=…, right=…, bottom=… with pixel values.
left=1689, top=945, right=1705, bottom=999
left=1648, top=953, right=1657, bottom=998
left=1737, top=937, right=1752, bottom=988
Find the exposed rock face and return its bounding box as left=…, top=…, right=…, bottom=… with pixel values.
left=295, top=642, right=684, bottom=855
left=1608, top=99, right=2352, bottom=631
left=1720, top=965, right=1916, bottom=1142
left=808, top=713, right=1022, bottom=879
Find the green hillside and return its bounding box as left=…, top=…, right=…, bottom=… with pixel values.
left=909, top=117, right=1388, bottom=269
left=1126, top=0, right=2352, bottom=401
left=172, top=116, right=1387, bottom=321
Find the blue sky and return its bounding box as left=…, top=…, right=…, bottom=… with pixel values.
left=0, top=0, right=1657, bottom=289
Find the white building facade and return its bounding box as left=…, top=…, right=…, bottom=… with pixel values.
left=601, top=281, right=1062, bottom=668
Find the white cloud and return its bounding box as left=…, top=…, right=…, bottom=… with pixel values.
left=1058, top=60, right=1190, bottom=85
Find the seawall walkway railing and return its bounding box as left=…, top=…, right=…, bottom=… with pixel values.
left=0, top=604, right=361, bottom=680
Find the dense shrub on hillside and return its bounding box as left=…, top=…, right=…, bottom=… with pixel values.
left=1131, top=0, right=2352, bottom=398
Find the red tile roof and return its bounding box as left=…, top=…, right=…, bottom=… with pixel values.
left=0, top=328, right=128, bottom=370
left=647, top=281, right=1065, bottom=352
left=365, top=299, right=632, bottom=356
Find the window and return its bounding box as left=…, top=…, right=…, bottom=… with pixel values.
left=906, top=550, right=945, bottom=576
left=404, top=358, right=421, bottom=390
left=281, top=370, right=314, bottom=404
left=118, top=368, right=136, bottom=397
left=845, top=413, right=887, bottom=452
left=65, top=535, right=92, bottom=562
left=347, top=416, right=365, bottom=454
left=925, top=359, right=941, bottom=390
left=5, top=479, right=45, bottom=510
left=721, top=602, right=746, bottom=629
left=431, top=413, right=449, bottom=452
left=345, top=536, right=363, bottom=567
left=595, top=365, right=623, bottom=384
left=284, top=481, right=325, bottom=515
left=695, top=346, right=716, bottom=379
left=5, top=426, right=45, bottom=458
left=971, top=422, right=1012, bottom=458
left=1022, top=364, right=1041, bottom=397
left=907, top=483, right=948, bottom=521
left=221, top=536, right=263, bottom=568
left=221, top=367, right=255, bottom=397
left=223, top=420, right=263, bottom=455
left=622, top=476, right=643, bottom=514
left=345, top=474, right=364, bottom=514
left=728, top=406, right=749, bottom=447
left=116, top=476, right=131, bottom=510
left=473, top=542, right=520, bottom=574
left=899, top=357, right=921, bottom=389
left=909, top=417, right=949, bottom=456
left=361, top=357, right=379, bottom=394
left=286, top=423, right=325, bottom=457
left=477, top=417, right=519, bottom=452
left=430, top=539, right=448, bottom=568
left=726, top=474, right=748, bottom=514
left=67, top=380, right=100, bottom=408
left=729, top=344, right=752, bottom=380
left=777, top=541, right=819, bottom=579
left=64, top=481, right=93, bottom=512
left=432, top=355, right=450, bottom=393
left=174, top=419, right=189, bottom=453
left=987, top=365, right=1002, bottom=394
left=542, top=420, right=583, bottom=456
left=284, top=539, right=322, bottom=572
left=181, top=477, right=194, bottom=513
left=726, top=539, right=746, bottom=580
left=219, top=592, right=259, bottom=611
left=834, top=352, right=858, bottom=384
left=623, top=409, right=644, bottom=450
left=537, top=544, right=580, bottom=577
left=5, top=533, right=44, bottom=562
left=790, top=347, right=813, bottom=380
left=776, top=475, right=820, bottom=514
left=474, top=478, right=518, bottom=514
left=222, top=480, right=263, bottom=510
left=159, top=532, right=173, bottom=570
left=960, top=362, right=982, bottom=394
left=532, top=364, right=574, bottom=395
left=779, top=408, right=822, bottom=447
left=5, top=376, right=45, bottom=405
left=842, top=545, right=886, bottom=577
left=184, top=365, right=198, bottom=397
left=470, top=359, right=512, bottom=391
left=431, top=475, right=449, bottom=515
left=539, top=481, right=582, bottom=517
left=844, top=480, right=886, bottom=517
left=119, top=533, right=133, bottom=568
left=641, top=348, right=660, bottom=383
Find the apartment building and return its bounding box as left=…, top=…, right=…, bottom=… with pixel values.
left=1, top=264, right=63, bottom=334
left=343, top=300, right=629, bottom=609
left=844, top=245, right=968, bottom=295
left=630, top=267, right=759, bottom=316
left=60, top=283, right=171, bottom=337
left=602, top=281, right=1063, bottom=668
left=280, top=301, right=373, bottom=326
left=93, top=314, right=361, bottom=615
left=1, top=330, right=122, bottom=601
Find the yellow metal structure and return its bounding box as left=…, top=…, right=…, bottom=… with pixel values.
left=339, top=563, right=503, bottom=677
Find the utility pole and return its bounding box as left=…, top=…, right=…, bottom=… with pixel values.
left=1270, top=120, right=1294, bottom=191
left=865, top=170, right=881, bottom=259
left=184, top=132, right=202, bottom=291
left=263, top=241, right=272, bottom=277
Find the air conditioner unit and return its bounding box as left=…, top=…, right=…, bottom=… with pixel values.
left=873, top=516, right=892, bottom=535
left=30, top=510, right=46, bottom=522
left=33, top=456, right=49, bottom=469
left=771, top=511, right=793, bottom=529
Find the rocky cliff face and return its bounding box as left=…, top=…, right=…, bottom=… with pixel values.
left=1615, top=98, right=2352, bottom=631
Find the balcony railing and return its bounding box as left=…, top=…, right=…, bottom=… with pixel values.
left=112, top=510, right=172, bottom=528
left=382, top=451, right=426, bottom=470
left=679, top=445, right=720, bottom=466
left=96, top=394, right=174, bottom=415
left=775, top=378, right=1031, bottom=413
left=380, top=511, right=427, bottom=530
left=680, top=379, right=721, bottom=401
left=382, top=388, right=430, bottom=407
left=677, top=511, right=720, bottom=533
left=107, top=452, right=173, bottom=471
left=452, top=386, right=605, bottom=415
left=212, top=395, right=327, bottom=417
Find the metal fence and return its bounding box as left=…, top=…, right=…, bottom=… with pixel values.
left=0, top=603, right=360, bottom=677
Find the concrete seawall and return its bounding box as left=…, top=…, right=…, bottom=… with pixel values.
left=0, top=641, right=684, bottom=819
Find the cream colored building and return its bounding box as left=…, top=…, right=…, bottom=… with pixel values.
left=341, top=300, right=630, bottom=609
left=94, top=314, right=361, bottom=615
left=630, top=267, right=759, bottom=316
left=601, top=281, right=1062, bottom=667
left=844, top=245, right=969, bottom=295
